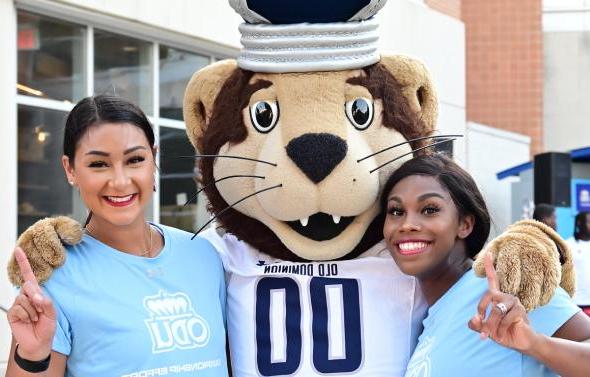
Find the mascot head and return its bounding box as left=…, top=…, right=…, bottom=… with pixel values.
left=183, top=0, right=439, bottom=261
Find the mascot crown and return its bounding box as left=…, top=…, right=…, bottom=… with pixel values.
left=229, top=0, right=388, bottom=72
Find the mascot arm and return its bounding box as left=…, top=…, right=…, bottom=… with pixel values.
left=7, top=216, right=82, bottom=286
left=473, top=219, right=575, bottom=312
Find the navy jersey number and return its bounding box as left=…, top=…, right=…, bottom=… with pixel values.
left=255, top=276, right=362, bottom=376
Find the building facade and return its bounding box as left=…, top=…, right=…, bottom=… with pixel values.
left=0, top=0, right=466, bottom=371
left=543, top=0, right=590, bottom=152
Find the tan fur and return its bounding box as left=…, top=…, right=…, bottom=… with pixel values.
left=473, top=219, right=575, bottom=311
left=378, top=55, right=438, bottom=131
left=183, top=59, right=239, bottom=146
left=182, top=55, right=437, bottom=260
left=7, top=216, right=82, bottom=286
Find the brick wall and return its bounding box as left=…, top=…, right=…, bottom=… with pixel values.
left=426, top=0, right=461, bottom=19
left=462, top=0, right=543, bottom=154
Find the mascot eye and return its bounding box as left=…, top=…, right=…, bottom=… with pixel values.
left=345, top=98, right=373, bottom=130
left=250, top=101, right=279, bottom=133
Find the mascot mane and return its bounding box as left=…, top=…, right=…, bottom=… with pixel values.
left=188, top=61, right=436, bottom=261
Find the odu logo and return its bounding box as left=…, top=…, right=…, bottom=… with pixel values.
left=143, top=291, right=211, bottom=353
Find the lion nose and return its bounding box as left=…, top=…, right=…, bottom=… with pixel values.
left=286, top=133, right=348, bottom=183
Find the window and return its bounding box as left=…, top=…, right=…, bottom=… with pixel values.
left=159, top=46, right=209, bottom=120
left=159, top=127, right=200, bottom=232
left=17, top=11, right=85, bottom=102
left=157, top=45, right=212, bottom=232
left=433, top=137, right=454, bottom=157
left=17, top=106, right=70, bottom=234
left=94, top=30, right=153, bottom=113
left=16, top=10, right=228, bottom=235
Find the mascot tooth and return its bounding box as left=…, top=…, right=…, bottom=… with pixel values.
left=9, top=0, right=575, bottom=376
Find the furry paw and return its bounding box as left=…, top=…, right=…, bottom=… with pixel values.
left=473, top=219, right=575, bottom=312
left=7, top=216, right=83, bottom=286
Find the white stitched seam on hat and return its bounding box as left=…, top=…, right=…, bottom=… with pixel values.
left=242, top=30, right=374, bottom=39
left=243, top=30, right=375, bottom=38
left=243, top=42, right=374, bottom=51
left=351, top=0, right=388, bottom=21
left=230, top=0, right=270, bottom=24
left=240, top=53, right=376, bottom=62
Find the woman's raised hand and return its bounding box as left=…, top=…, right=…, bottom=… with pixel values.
left=7, top=247, right=56, bottom=360
left=468, top=252, right=539, bottom=353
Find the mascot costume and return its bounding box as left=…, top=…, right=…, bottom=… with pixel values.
left=8, top=0, right=575, bottom=376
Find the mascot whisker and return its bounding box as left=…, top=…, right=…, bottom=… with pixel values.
left=368, top=137, right=459, bottom=174
left=356, top=133, right=463, bottom=162
left=193, top=183, right=283, bottom=238
left=184, top=174, right=266, bottom=207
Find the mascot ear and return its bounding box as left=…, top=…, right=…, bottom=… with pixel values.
left=379, top=55, right=438, bottom=132
left=183, top=59, right=238, bottom=148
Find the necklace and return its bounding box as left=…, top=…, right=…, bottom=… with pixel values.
left=85, top=222, right=153, bottom=257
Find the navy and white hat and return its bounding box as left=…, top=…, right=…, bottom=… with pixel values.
left=229, top=0, right=388, bottom=73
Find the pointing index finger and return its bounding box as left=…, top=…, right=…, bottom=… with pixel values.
left=484, top=252, right=499, bottom=291
left=14, top=247, right=39, bottom=287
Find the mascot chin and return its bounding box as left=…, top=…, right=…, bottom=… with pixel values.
left=9, top=1, right=575, bottom=376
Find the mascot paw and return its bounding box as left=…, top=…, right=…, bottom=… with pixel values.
left=473, top=219, right=575, bottom=312
left=7, top=216, right=83, bottom=286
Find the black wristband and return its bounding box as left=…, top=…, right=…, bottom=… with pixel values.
left=14, top=344, right=51, bottom=373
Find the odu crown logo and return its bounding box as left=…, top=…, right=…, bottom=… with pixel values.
left=143, top=291, right=211, bottom=353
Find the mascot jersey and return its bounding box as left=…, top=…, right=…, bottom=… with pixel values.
left=203, top=227, right=427, bottom=377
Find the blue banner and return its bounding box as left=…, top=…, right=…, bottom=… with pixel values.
left=574, top=180, right=590, bottom=212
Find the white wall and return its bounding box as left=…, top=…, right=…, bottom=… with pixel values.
left=466, top=122, right=531, bottom=237
left=544, top=0, right=590, bottom=32
left=0, top=0, right=17, bottom=373
left=56, top=0, right=242, bottom=49
left=544, top=30, right=590, bottom=152
left=378, top=0, right=467, bottom=163
left=543, top=1, right=590, bottom=153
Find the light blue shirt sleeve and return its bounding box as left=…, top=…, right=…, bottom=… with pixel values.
left=528, top=287, right=581, bottom=336
left=41, top=287, right=72, bottom=356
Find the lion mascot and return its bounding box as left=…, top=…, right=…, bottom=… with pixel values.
left=8, top=0, right=574, bottom=376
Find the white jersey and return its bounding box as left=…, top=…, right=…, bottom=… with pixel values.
left=202, top=228, right=427, bottom=377
left=567, top=237, right=590, bottom=306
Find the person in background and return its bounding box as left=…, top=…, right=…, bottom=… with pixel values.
left=533, top=203, right=557, bottom=230
left=567, top=211, right=590, bottom=316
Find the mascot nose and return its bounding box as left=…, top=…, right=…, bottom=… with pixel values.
left=286, top=133, right=348, bottom=183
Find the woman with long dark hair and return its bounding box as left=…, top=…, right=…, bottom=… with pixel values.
left=381, top=154, right=590, bottom=377
left=6, top=95, right=228, bottom=377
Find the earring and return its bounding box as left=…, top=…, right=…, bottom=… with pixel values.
left=69, top=181, right=75, bottom=186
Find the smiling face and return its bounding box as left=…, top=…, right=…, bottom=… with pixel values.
left=63, top=123, right=156, bottom=228
left=383, top=175, right=474, bottom=279
left=184, top=57, right=438, bottom=261
left=209, top=69, right=412, bottom=261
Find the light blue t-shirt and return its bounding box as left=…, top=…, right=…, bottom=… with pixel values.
left=42, top=224, right=228, bottom=377
left=404, top=270, right=580, bottom=377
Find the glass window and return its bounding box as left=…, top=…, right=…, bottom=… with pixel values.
left=17, top=11, right=86, bottom=102
left=159, top=127, right=203, bottom=232
left=17, top=106, right=74, bottom=234
left=159, top=46, right=209, bottom=120
left=94, top=30, right=153, bottom=113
